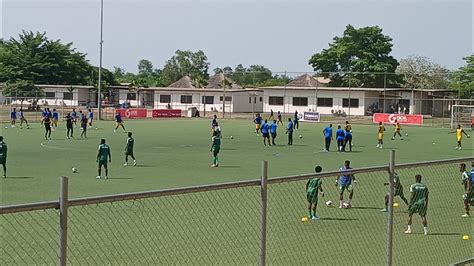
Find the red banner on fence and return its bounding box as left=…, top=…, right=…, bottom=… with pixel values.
left=116, top=108, right=147, bottom=118
left=373, top=113, right=423, bottom=125
left=152, top=109, right=182, bottom=118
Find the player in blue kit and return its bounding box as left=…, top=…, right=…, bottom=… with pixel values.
left=18, top=109, right=30, bottom=129
left=286, top=118, right=294, bottom=145
left=336, top=125, right=346, bottom=152
left=114, top=111, right=126, bottom=132
left=343, top=129, right=353, bottom=152
left=52, top=108, right=59, bottom=129
left=10, top=108, right=18, bottom=128
left=270, top=120, right=278, bottom=145
left=336, top=160, right=356, bottom=208
left=88, top=109, right=94, bottom=128
left=261, top=119, right=271, bottom=146
left=322, top=124, right=333, bottom=152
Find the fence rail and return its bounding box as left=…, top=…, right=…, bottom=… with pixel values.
left=1, top=153, right=473, bottom=265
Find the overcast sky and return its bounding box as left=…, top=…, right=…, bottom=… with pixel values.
left=1, top=0, right=472, bottom=74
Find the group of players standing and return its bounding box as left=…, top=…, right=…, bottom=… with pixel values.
left=305, top=160, right=474, bottom=235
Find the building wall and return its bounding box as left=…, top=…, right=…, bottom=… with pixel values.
left=232, top=91, right=263, bottom=113
left=262, top=89, right=366, bottom=116
left=153, top=91, right=234, bottom=113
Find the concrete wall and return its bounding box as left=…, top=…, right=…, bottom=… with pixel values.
left=262, top=89, right=366, bottom=116
left=232, top=91, right=263, bottom=113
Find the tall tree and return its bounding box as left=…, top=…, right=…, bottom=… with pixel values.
left=0, top=31, right=91, bottom=85
left=396, top=55, right=450, bottom=89
left=161, top=50, right=210, bottom=86
left=137, top=59, right=154, bottom=77
left=308, top=25, right=399, bottom=87
left=2, top=80, right=43, bottom=98
left=451, top=54, right=474, bottom=98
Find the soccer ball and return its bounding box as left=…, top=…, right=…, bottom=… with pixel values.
left=72, top=167, right=78, bottom=173
left=95, top=127, right=98, bottom=130
left=325, top=200, right=333, bottom=207
left=405, top=133, right=408, bottom=136
left=299, top=135, right=303, bottom=139
left=230, top=136, right=233, bottom=139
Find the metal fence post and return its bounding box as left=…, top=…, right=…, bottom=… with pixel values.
left=259, top=161, right=268, bottom=266
left=59, top=176, right=69, bottom=266
left=387, top=150, right=395, bottom=266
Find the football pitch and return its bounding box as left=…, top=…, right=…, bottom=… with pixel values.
left=0, top=118, right=473, bottom=264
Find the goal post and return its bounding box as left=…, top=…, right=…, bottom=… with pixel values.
left=450, top=105, right=474, bottom=129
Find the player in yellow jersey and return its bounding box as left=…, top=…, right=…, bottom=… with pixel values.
left=449, top=124, right=470, bottom=150
left=376, top=122, right=386, bottom=148
left=392, top=120, right=404, bottom=140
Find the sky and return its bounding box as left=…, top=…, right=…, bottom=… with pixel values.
left=1, top=0, right=472, bottom=74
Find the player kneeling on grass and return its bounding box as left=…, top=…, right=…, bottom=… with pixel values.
left=0, top=136, right=7, bottom=178
left=460, top=163, right=473, bottom=217
left=336, top=160, right=356, bottom=208
left=210, top=125, right=221, bottom=168
left=306, top=166, right=324, bottom=220
left=97, top=139, right=111, bottom=179
left=124, top=132, right=137, bottom=166
left=405, top=174, right=429, bottom=235
left=381, top=172, right=408, bottom=212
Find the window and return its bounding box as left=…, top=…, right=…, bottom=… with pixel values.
left=293, top=97, right=308, bottom=106
left=343, top=98, right=359, bottom=108
left=317, top=98, right=333, bottom=107
left=45, top=92, right=55, bottom=98
left=219, top=96, right=232, bottom=101
left=202, top=96, right=214, bottom=104
left=160, top=95, right=171, bottom=103
left=127, top=93, right=136, bottom=100
left=180, top=95, right=193, bottom=104
left=269, top=96, right=284, bottom=106
left=249, top=97, right=252, bottom=104
left=63, top=92, right=73, bottom=100
left=259, top=97, right=263, bottom=102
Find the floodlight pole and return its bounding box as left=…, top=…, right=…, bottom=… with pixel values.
left=98, top=0, right=104, bottom=120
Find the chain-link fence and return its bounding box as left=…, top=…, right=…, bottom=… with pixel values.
left=1, top=153, right=473, bottom=265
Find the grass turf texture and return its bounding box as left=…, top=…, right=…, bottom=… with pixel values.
left=0, top=119, right=472, bottom=264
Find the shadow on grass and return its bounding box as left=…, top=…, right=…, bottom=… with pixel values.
left=4, top=176, right=34, bottom=179
left=107, top=177, right=133, bottom=180
left=321, top=217, right=358, bottom=221
left=219, top=165, right=241, bottom=168
left=429, top=232, right=463, bottom=236
left=351, top=206, right=382, bottom=210
left=134, top=165, right=155, bottom=168
left=221, top=148, right=237, bottom=151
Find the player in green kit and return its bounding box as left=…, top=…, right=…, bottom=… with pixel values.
left=306, top=166, right=324, bottom=220
left=381, top=172, right=409, bottom=212
left=0, top=136, right=7, bottom=178
left=459, top=163, right=473, bottom=217
left=405, top=174, right=429, bottom=235
left=96, top=139, right=111, bottom=179
left=123, top=132, right=137, bottom=166
left=210, top=125, right=221, bottom=168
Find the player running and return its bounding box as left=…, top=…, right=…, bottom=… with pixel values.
left=52, top=108, right=59, bottom=129
left=124, top=132, right=137, bottom=166
left=19, top=109, right=30, bottom=129
left=10, top=108, right=17, bottom=128
left=65, top=113, right=74, bottom=139
left=336, top=160, right=356, bottom=208
left=392, top=120, right=404, bottom=140
left=277, top=111, right=283, bottom=125
left=405, top=174, right=429, bottom=235
left=114, top=111, right=126, bottom=132
left=88, top=109, right=94, bottom=128
left=376, top=122, right=386, bottom=149
left=261, top=119, right=271, bottom=146
left=0, top=136, right=7, bottom=178
left=381, top=172, right=408, bottom=212
left=44, top=116, right=52, bottom=140
left=460, top=163, right=473, bottom=217
left=336, top=125, right=345, bottom=152
left=449, top=124, right=470, bottom=150
left=210, top=125, right=222, bottom=168
left=286, top=118, right=294, bottom=145
left=254, top=113, right=262, bottom=136
left=80, top=114, right=88, bottom=138
left=270, top=120, right=278, bottom=145
left=96, top=138, right=111, bottom=179
left=306, top=165, right=324, bottom=220
left=323, top=124, right=333, bottom=152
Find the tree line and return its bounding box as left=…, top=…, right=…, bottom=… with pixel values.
left=0, top=26, right=472, bottom=98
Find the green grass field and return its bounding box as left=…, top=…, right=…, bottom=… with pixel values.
left=0, top=118, right=472, bottom=264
